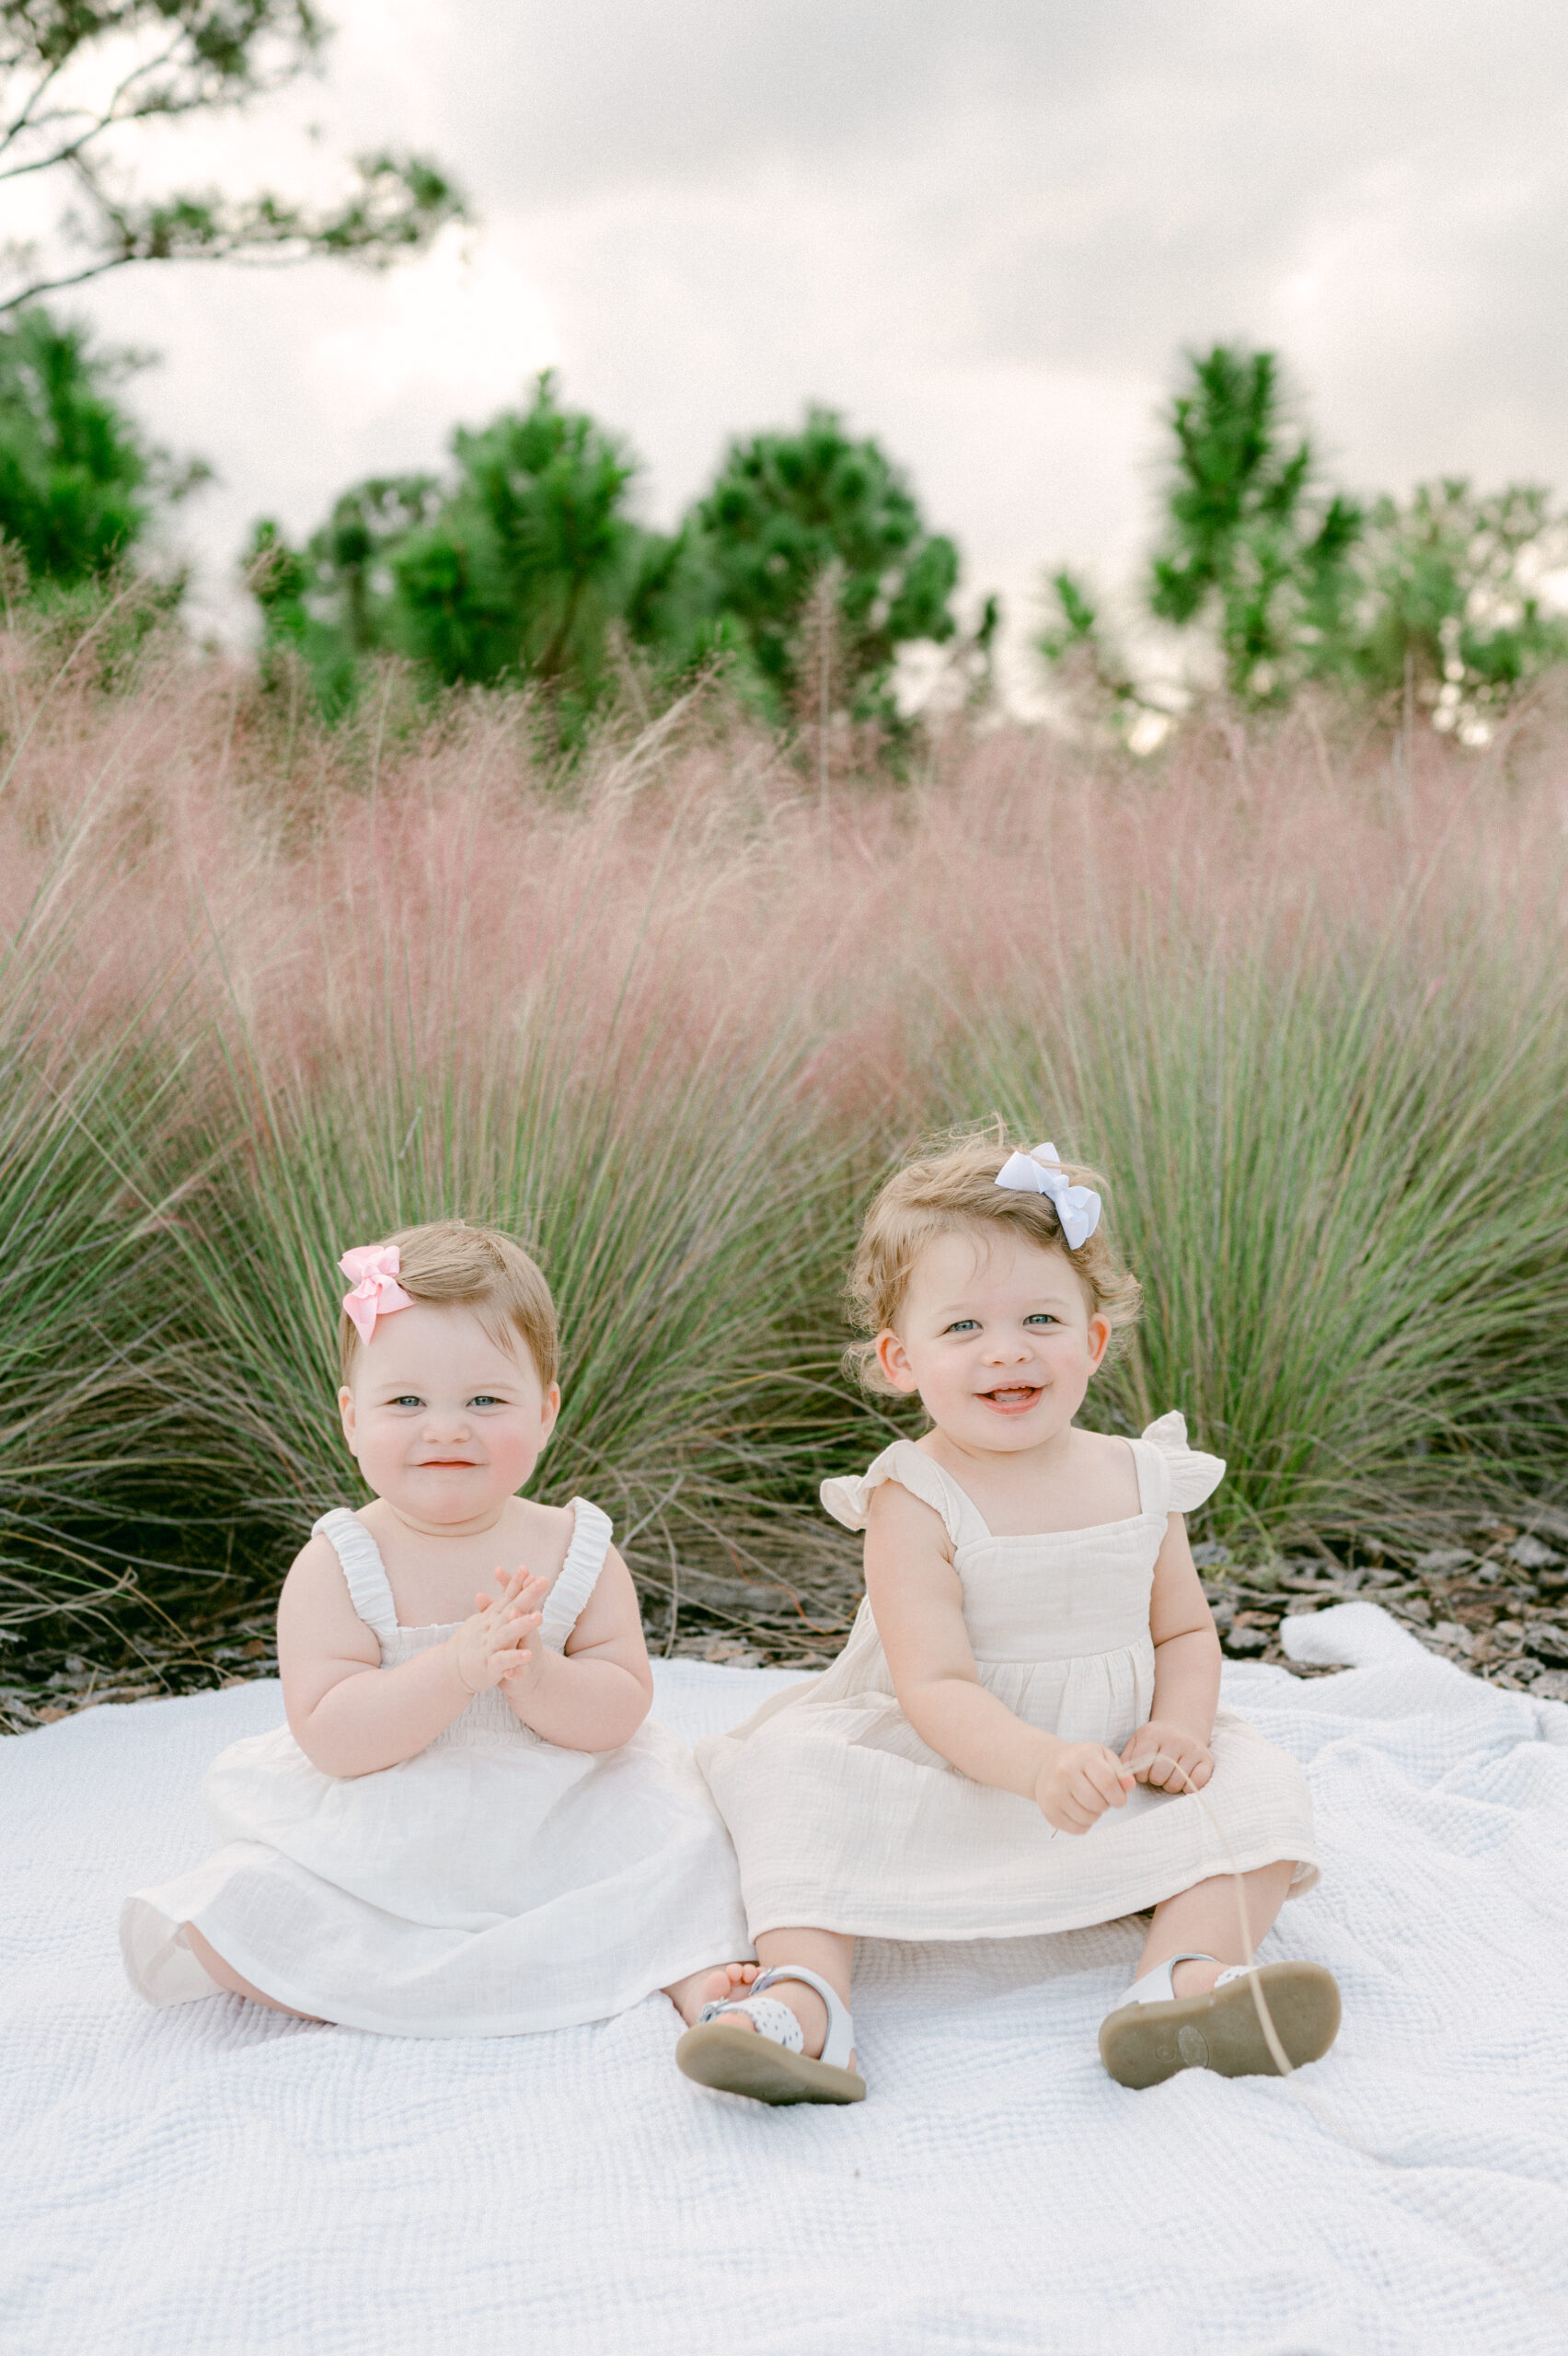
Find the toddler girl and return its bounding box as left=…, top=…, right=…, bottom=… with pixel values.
left=679, top=1136, right=1338, bottom=2103
left=122, top=1219, right=755, bottom=2036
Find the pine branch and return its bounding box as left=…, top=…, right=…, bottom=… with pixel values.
left=0, top=5, right=461, bottom=306
left=0, top=149, right=467, bottom=311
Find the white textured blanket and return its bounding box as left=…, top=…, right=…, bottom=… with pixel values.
left=3, top=1604, right=1567, bottom=2356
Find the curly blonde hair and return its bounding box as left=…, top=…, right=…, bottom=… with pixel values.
left=846, top=1129, right=1142, bottom=1396
left=338, top=1218, right=558, bottom=1389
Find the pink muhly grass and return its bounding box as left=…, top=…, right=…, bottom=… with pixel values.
left=0, top=624, right=1562, bottom=1620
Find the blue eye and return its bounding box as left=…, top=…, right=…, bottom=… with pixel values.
left=468, top=1394, right=503, bottom=1408
left=945, top=1319, right=980, bottom=1334
left=1024, top=1314, right=1058, bottom=1328
left=390, top=1394, right=423, bottom=1408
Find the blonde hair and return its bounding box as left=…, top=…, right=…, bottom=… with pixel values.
left=847, top=1129, right=1142, bottom=1396
left=338, top=1218, right=559, bottom=1389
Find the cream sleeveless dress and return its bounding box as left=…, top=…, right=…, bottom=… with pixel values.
left=698, top=1415, right=1319, bottom=1941
left=121, top=1499, right=753, bottom=2035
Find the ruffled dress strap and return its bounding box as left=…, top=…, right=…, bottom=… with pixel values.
left=312, top=1507, right=399, bottom=1651
left=820, top=1441, right=989, bottom=1550
left=538, top=1498, right=613, bottom=1652
left=1131, top=1411, right=1226, bottom=1517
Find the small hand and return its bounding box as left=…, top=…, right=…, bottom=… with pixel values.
left=1120, top=1719, right=1215, bottom=1794
left=478, top=1565, right=551, bottom=1700
left=446, top=1565, right=544, bottom=1696
left=1033, top=1741, right=1136, bottom=1834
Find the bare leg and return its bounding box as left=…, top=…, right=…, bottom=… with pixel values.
left=1135, top=1861, right=1297, bottom=1996
left=663, top=1960, right=760, bottom=2026
left=183, top=1923, right=323, bottom=2022
left=705, top=1925, right=856, bottom=2065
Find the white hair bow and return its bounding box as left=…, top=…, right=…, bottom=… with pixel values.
left=994, top=1143, right=1101, bottom=1250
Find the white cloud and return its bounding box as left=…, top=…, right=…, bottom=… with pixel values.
left=56, top=0, right=1568, bottom=667
left=308, top=225, right=558, bottom=429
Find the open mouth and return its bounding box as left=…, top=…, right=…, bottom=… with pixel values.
left=978, top=1385, right=1042, bottom=1413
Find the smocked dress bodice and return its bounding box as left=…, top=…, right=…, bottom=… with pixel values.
left=697, top=1413, right=1320, bottom=1943
left=802, top=1411, right=1226, bottom=1750
left=313, top=1498, right=613, bottom=1753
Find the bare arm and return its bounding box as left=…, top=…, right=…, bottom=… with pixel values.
left=500, top=1542, right=652, bottom=1753
left=1120, top=1512, right=1223, bottom=1791
left=864, top=1481, right=1133, bottom=1833
left=866, top=1481, right=1046, bottom=1795
left=278, top=1537, right=536, bottom=1780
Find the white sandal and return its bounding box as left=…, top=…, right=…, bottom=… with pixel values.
left=1100, top=1949, right=1341, bottom=2088
left=676, top=1966, right=866, bottom=2106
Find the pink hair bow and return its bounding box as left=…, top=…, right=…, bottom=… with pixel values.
left=339, top=1243, right=415, bottom=1344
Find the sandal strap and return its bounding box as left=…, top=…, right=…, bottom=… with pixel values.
left=1121, top=1951, right=1219, bottom=2008
left=695, top=1993, right=803, bottom=2051
left=751, top=1965, right=856, bottom=2072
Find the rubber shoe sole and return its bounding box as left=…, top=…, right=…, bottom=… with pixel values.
left=676, top=2021, right=867, bottom=2105
left=1099, top=1961, right=1341, bottom=2090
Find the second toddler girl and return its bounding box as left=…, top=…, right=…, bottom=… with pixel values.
left=121, top=1219, right=755, bottom=2036
left=679, top=1135, right=1338, bottom=2103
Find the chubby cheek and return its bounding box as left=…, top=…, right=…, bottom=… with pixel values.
left=483, top=1417, right=544, bottom=1485
left=919, top=1356, right=983, bottom=1415
left=1043, top=1344, right=1098, bottom=1407
left=349, top=1418, right=409, bottom=1492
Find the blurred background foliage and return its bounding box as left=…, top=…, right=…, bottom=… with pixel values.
left=0, top=311, right=158, bottom=586
left=0, top=309, right=213, bottom=601
left=4, top=290, right=1564, bottom=755
left=1041, top=342, right=1568, bottom=745
left=1, top=3, right=1564, bottom=747
left=0, top=2, right=464, bottom=316
left=246, top=382, right=963, bottom=740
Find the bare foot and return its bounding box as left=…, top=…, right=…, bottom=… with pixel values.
left=182, top=1923, right=323, bottom=2021
left=663, top=1960, right=760, bottom=2027
left=697, top=1974, right=833, bottom=2062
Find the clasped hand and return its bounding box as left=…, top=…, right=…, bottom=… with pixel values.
left=445, top=1565, right=550, bottom=1699
left=1119, top=1717, right=1214, bottom=1794
left=1032, top=1717, right=1215, bottom=1832
left=1032, top=1741, right=1136, bottom=1834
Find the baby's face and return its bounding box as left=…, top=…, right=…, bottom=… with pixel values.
left=877, top=1227, right=1110, bottom=1454
left=339, top=1302, right=559, bottom=1530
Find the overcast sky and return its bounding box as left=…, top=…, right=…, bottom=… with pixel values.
left=72, top=0, right=1568, bottom=661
